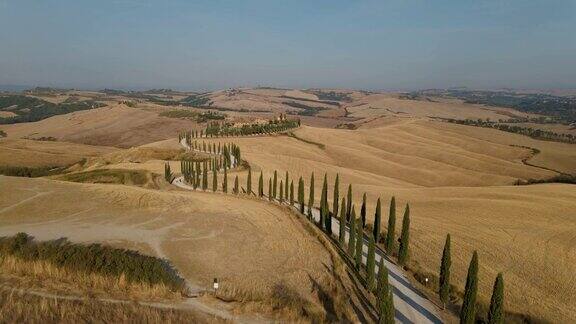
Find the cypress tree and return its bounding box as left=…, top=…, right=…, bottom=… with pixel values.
left=439, top=234, right=451, bottom=306
left=212, top=167, right=217, bottom=192
left=233, top=175, right=239, bottom=194
left=320, top=173, right=328, bottom=230
left=385, top=197, right=396, bottom=252
left=348, top=206, right=356, bottom=255
left=333, top=174, right=339, bottom=218
left=361, top=193, right=367, bottom=228
left=307, top=173, right=315, bottom=219
left=195, top=163, right=200, bottom=189
left=247, top=168, right=252, bottom=195
left=339, top=197, right=346, bottom=246
left=374, top=198, right=382, bottom=243
left=397, top=204, right=410, bottom=266
left=202, top=163, right=208, bottom=190
left=222, top=168, right=228, bottom=193
left=377, top=260, right=395, bottom=324
left=289, top=180, right=294, bottom=205
left=338, top=197, right=346, bottom=248
left=298, top=177, right=305, bottom=213
left=346, top=184, right=352, bottom=220
left=268, top=178, right=273, bottom=201
left=279, top=180, right=284, bottom=203
left=285, top=171, right=289, bottom=201
left=460, top=251, right=479, bottom=324
left=273, top=170, right=278, bottom=198
left=325, top=201, right=333, bottom=235
left=355, top=222, right=363, bottom=270
left=366, top=235, right=376, bottom=291
left=258, top=171, right=264, bottom=197
left=487, top=273, right=504, bottom=324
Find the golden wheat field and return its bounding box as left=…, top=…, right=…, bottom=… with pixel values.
left=0, top=175, right=363, bottom=322
left=169, top=120, right=576, bottom=323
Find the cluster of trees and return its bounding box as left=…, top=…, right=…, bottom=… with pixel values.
left=202, top=117, right=300, bottom=137
left=180, top=157, right=232, bottom=192
left=0, top=95, right=105, bottom=124
left=0, top=232, right=185, bottom=291
left=0, top=165, right=65, bottom=178
left=444, top=118, right=576, bottom=144
left=409, top=89, right=576, bottom=123
left=160, top=110, right=226, bottom=122
left=177, top=140, right=241, bottom=192
left=178, top=132, right=242, bottom=167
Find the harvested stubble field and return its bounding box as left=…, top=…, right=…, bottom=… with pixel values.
left=0, top=103, right=199, bottom=148
left=0, top=176, right=360, bottom=322
left=177, top=121, right=576, bottom=323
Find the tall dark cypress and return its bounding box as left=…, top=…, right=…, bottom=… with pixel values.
left=366, top=235, right=376, bottom=291
left=385, top=197, right=396, bottom=253
left=487, top=273, right=504, bottom=324
left=258, top=171, right=264, bottom=197
left=460, top=251, right=479, bottom=324
left=290, top=180, right=294, bottom=205
left=233, top=175, right=239, bottom=194
left=273, top=170, right=278, bottom=198
left=339, top=197, right=346, bottom=246
left=361, top=193, right=367, bottom=228
left=355, top=222, right=363, bottom=269
left=439, top=234, right=451, bottom=306
left=222, top=168, right=228, bottom=193
left=333, top=174, right=339, bottom=218
left=397, top=204, right=410, bottom=266
left=374, top=198, right=382, bottom=243
left=268, top=178, right=273, bottom=201
left=285, top=171, right=289, bottom=201
left=279, top=180, right=284, bottom=203
left=346, top=184, right=352, bottom=221
left=325, top=201, right=333, bottom=235
left=377, top=260, right=395, bottom=324
left=320, top=173, right=328, bottom=230
left=212, top=167, right=217, bottom=192
left=298, top=177, right=305, bottom=213
left=247, top=168, right=252, bottom=195
left=202, top=163, right=208, bottom=190
left=307, top=173, right=315, bottom=219
left=348, top=206, right=356, bottom=255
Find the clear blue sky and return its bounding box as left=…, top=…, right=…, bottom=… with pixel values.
left=1, top=0, right=575, bottom=90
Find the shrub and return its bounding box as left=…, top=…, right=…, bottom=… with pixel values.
left=0, top=233, right=185, bottom=291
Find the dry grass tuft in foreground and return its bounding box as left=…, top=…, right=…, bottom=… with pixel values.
left=0, top=288, right=222, bottom=324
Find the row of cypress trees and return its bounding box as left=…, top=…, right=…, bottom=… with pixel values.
left=181, top=139, right=241, bottom=168
left=439, top=236, right=505, bottom=324
left=203, top=117, right=301, bottom=137
left=176, top=135, right=506, bottom=322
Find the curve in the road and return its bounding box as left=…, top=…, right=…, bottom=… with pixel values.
left=176, top=137, right=443, bottom=324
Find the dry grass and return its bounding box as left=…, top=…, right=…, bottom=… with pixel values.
left=0, top=255, right=178, bottom=302
left=0, top=176, right=347, bottom=322
left=0, top=104, right=199, bottom=148
left=0, top=138, right=117, bottom=168
left=163, top=122, right=576, bottom=322
left=348, top=93, right=535, bottom=121
left=0, top=288, right=220, bottom=323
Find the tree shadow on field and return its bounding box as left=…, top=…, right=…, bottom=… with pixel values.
left=319, top=262, right=377, bottom=323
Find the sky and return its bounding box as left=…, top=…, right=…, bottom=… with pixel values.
left=0, top=0, right=575, bottom=91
